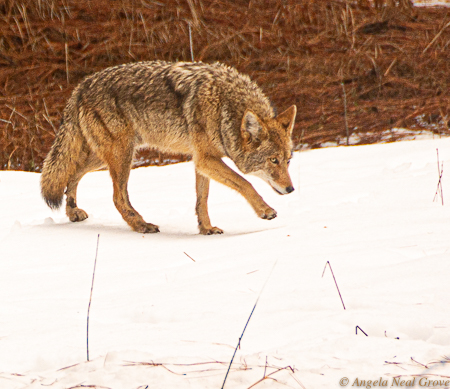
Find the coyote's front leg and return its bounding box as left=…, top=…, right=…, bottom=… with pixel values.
left=195, top=170, right=224, bottom=235
left=194, top=155, right=277, bottom=222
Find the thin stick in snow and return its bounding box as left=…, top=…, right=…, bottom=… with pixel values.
left=263, top=355, right=268, bottom=378
left=356, top=326, right=368, bottom=336
left=322, top=261, right=346, bottom=310
left=221, top=260, right=278, bottom=389
left=184, top=251, right=196, bottom=262
left=247, top=365, right=305, bottom=389
left=87, top=234, right=100, bottom=362
left=433, top=148, right=444, bottom=206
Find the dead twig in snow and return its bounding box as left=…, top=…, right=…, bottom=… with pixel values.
left=247, top=365, right=305, bottom=389
left=411, top=357, right=428, bottom=369
left=87, top=234, right=100, bottom=362
left=67, top=385, right=111, bottom=389
left=322, top=261, right=346, bottom=310
left=433, top=149, right=444, bottom=205
left=183, top=251, right=196, bottom=262
left=356, top=326, right=368, bottom=336
left=221, top=260, right=278, bottom=389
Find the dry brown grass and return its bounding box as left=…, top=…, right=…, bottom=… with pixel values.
left=1, top=0, right=450, bottom=171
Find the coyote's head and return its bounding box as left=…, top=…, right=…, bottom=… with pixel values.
left=237, top=105, right=297, bottom=195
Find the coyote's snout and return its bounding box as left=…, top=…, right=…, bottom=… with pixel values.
left=40, top=61, right=297, bottom=234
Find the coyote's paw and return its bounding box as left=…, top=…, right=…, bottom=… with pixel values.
left=68, top=209, right=89, bottom=222
left=134, top=221, right=160, bottom=234
left=259, top=206, right=277, bottom=220
left=200, top=226, right=224, bottom=235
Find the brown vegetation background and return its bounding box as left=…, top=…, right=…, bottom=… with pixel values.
left=1, top=0, right=450, bottom=171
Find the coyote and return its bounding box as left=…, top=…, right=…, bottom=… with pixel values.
left=41, top=61, right=297, bottom=234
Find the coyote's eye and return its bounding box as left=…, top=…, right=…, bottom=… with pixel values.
left=287, top=159, right=291, bottom=165
left=270, top=157, right=279, bottom=164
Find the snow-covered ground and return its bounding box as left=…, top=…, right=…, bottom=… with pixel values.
left=414, top=0, right=450, bottom=7
left=0, top=137, right=449, bottom=389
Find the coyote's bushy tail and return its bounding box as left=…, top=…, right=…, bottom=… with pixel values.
left=41, top=118, right=83, bottom=209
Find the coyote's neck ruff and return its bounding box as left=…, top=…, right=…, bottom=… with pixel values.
left=41, top=61, right=297, bottom=234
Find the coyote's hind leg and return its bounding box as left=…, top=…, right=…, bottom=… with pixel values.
left=104, top=144, right=159, bottom=234
left=66, top=179, right=88, bottom=222
left=65, top=150, right=104, bottom=222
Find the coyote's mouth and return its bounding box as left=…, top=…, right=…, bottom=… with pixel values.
left=272, top=186, right=284, bottom=195
left=270, top=182, right=295, bottom=195
left=250, top=170, right=293, bottom=195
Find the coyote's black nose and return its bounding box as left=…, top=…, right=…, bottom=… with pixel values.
left=286, top=185, right=295, bottom=193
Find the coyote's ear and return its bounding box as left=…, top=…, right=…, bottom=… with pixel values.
left=241, top=109, right=263, bottom=143
left=276, top=105, right=297, bottom=137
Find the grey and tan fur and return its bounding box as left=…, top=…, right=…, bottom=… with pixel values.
left=41, top=61, right=297, bottom=234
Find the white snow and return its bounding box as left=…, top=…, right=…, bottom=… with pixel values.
left=0, top=138, right=449, bottom=389
left=414, top=1, right=450, bottom=7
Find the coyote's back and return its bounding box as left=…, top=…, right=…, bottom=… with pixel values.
left=41, top=61, right=297, bottom=234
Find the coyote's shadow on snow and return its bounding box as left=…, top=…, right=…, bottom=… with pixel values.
left=37, top=216, right=285, bottom=237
